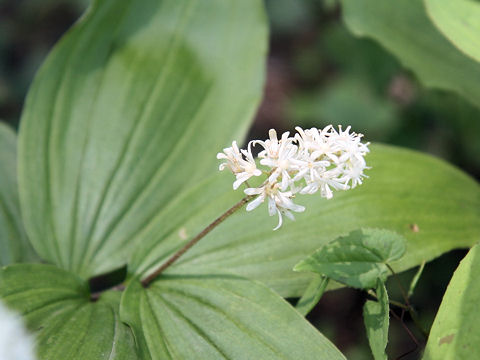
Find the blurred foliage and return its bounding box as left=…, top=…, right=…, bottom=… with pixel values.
left=425, top=0, right=480, bottom=63
left=0, top=0, right=87, bottom=127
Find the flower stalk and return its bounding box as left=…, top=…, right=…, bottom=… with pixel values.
left=141, top=195, right=252, bottom=287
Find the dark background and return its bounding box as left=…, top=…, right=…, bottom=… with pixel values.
left=1, top=1, right=477, bottom=358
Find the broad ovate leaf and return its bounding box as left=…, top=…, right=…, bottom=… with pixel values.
left=120, top=275, right=345, bottom=360
left=0, top=123, right=34, bottom=265
left=341, top=0, right=480, bottom=108
left=0, top=264, right=137, bottom=359
left=18, top=0, right=267, bottom=278
left=363, top=280, right=389, bottom=360
left=425, top=0, right=480, bottom=63
left=131, top=144, right=480, bottom=298
left=423, top=244, right=480, bottom=359
left=294, top=229, right=405, bottom=289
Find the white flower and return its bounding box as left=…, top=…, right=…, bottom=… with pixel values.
left=255, top=129, right=291, bottom=160
left=300, top=167, right=349, bottom=198
left=295, top=126, right=339, bottom=163
left=217, top=141, right=262, bottom=189
left=217, top=141, right=244, bottom=173
left=244, top=182, right=305, bottom=230
left=0, top=301, right=36, bottom=360
left=255, top=129, right=298, bottom=191
left=217, top=125, right=370, bottom=229
left=290, top=149, right=330, bottom=184
left=341, top=159, right=369, bottom=188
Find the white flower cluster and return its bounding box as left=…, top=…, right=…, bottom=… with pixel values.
left=217, top=125, right=370, bottom=230
left=0, top=301, right=36, bottom=360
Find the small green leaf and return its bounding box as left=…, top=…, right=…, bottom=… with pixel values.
left=423, top=244, right=480, bottom=359
left=294, top=229, right=406, bottom=289
left=0, top=264, right=137, bottom=359
left=425, top=0, right=480, bottom=63
left=120, top=275, right=346, bottom=360
left=364, top=280, right=389, bottom=360
left=341, top=0, right=480, bottom=108
left=296, top=275, right=329, bottom=316
left=0, top=122, right=35, bottom=265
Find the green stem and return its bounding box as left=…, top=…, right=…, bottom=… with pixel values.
left=386, top=263, right=411, bottom=308
left=141, top=195, right=252, bottom=287
left=390, top=308, right=420, bottom=359
left=386, top=263, right=428, bottom=338
left=367, top=290, right=409, bottom=310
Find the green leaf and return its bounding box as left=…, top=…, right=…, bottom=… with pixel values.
left=293, top=229, right=406, bottom=289
left=425, top=0, right=480, bottom=63
left=423, top=244, right=480, bottom=359
left=363, top=280, right=389, bottom=360
left=0, top=263, right=137, bottom=359
left=295, top=276, right=329, bottom=316
left=0, top=122, right=35, bottom=265
left=131, top=144, right=480, bottom=298
left=341, top=0, right=480, bottom=108
left=18, top=0, right=267, bottom=278
left=120, top=275, right=345, bottom=360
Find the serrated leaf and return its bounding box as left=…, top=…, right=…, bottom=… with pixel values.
left=132, top=144, right=480, bottom=298
left=363, top=280, right=389, bottom=360
left=0, top=122, right=35, bottom=265
left=120, top=275, right=346, bottom=360
left=423, top=244, right=480, bottom=359
left=18, top=0, right=267, bottom=278
left=0, top=264, right=137, bottom=359
left=425, top=0, right=480, bottom=63
left=293, top=229, right=405, bottom=289
left=341, top=0, right=480, bottom=108
left=295, top=275, right=329, bottom=316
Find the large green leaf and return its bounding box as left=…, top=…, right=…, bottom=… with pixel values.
left=341, top=0, right=480, bottom=108
left=0, top=264, right=137, bottom=359
left=120, top=275, right=345, bottom=359
left=294, top=229, right=406, bottom=289
left=18, top=0, right=267, bottom=278
left=423, top=244, right=480, bottom=359
left=0, top=122, right=34, bottom=265
left=425, top=0, right=480, bottom=63
left=131, top=144, right=480, bottom=298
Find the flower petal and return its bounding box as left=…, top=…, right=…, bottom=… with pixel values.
left=246, top=194, right=265, bottom=211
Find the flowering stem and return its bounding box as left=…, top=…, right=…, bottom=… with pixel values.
left=141, top=195, right=253, bottom=287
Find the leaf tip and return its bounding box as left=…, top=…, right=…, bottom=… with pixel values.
left=292, top=261, right=307, bottom=272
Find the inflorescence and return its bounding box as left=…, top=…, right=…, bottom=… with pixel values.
left=217, top=125, right=370, bottom=230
